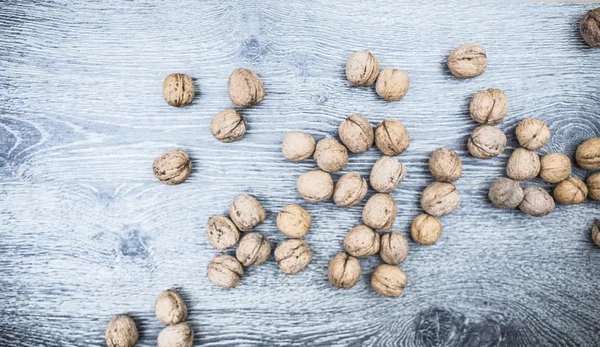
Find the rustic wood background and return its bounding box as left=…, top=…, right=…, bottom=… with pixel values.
left=1, top=1, right=599, bottom=346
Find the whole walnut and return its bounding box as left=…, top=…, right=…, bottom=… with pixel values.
left=411, top=213, right=442, bottom=245
left=236, top=232, right=271, bottom=267
left=428, top=147, right=462, bottom=183
left=229, top=194, right=266, bottom=232
left=207, top=254, right=244, bottom=288
left=155, top=290, right=187, bottom=325
left=157, top=322, right=193, bottom=347
left=210, top=109, right=247, bottom=143
left=328, top=253, right=361, bottom=289
left=282, top=131, right=315, bottom=162
left=488, top=178, right=524, bottom=209
left=344, top=224, right=381, bottom=257
left=519, top=187, right=555, bottom=217
left=338, top=114, right=374, bottom=153
left=515, top=118, right=551, bottom=150
left=446, top=44, right=487, bottom=78
left=314, top=138, right=349, bottom=172
left=333, top=172, right=368, bottom=207
left=375, top=68, right=410, bottom=102
left=467, top=125, right=506, bottom=159
left=363, top=193, right=397, bottom=230
left=587, top=173, right=600, bottom=200
left=374, top=119, right=410, bottom=156
left=469, top=89, right=508, bottom=125
left=506, top=148, right=541, bottom=181
left=370, top=156, right=406, bottom=193
left=346, top=51, right=380, bottom=86
left=274, top=239, right=312, bottom=275
left=297, top=170, right=334, bottom=202
left=420, top=182, right=460, bottom=217
left=592, top=220, right=600, bottom=247
left=553, top=177, right=588, bottom=205
left=206, top=216, right=240, bottom=250
left=153, top=149, right=192, bottom=185
left=580, top=8, right=600, bottom=48
left=576, top=138, right=600, bottom=169
left=276, top=204, right=312, bottom=238
left=380, top=231, right=408, bottom=265
left=162, top=73, right=195, bottom=108
left=228, top=68, right=264, bottom=108
left=539, top=153, right=572, bottom=183
left=106, top=315, right=138, bottom=347
left=371, top=264, right=407, bottom=297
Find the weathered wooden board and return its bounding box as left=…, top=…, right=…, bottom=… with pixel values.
left=0, top=0, right=599, bottom=346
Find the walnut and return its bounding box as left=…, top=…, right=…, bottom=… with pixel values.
left=488, top=178, right=523, bottom=209
left=539, top=153, right=572, bottom=183
left=371, top=264, right=407, bottom=297
left=228, top=68, right=264, bottom=108
left=297, top=170, right=334, bottom=202
left=206, top=216, right=240, bottom=250
left=346, top=51, right=380, bottom=86
left=375, top=68, right=410, bottom=101
left=313, top=138, right=349, bottom=172
left=333, top=172, right=368, bottom=207
left=592, top=220, right=600, bottom=247
left=411, top=214, right=442, bottom=245
left=580, top=8, right=600, bottom=48
left=374, top=119, right=410, bottom=156
left=207, top=254, right=244, bottom=288
left=236, top=232, right=271, bottom=267
left=420, top=182, right=460, bottom=217
left=587, top=173, right=600, bottom=200
left=274, top=239, right=312, bottom=274
left=328, top=253, right=361, bottom=289
left=379, top=231, right=408, bottom=265
left=338, top=114, right=374, bottom=153
left=344, top=225, right=381, bottom=258
left=210, top=109, right=247, bottom=143
left=553, top=177, right=588, bottom=205
left=229, top=194, right=266, bottom=232
left=516, top=118, right=551, bottom=150
left=519, top=187, right=555, bottom=217
left=276, top=204, right=312, bottom=238
left=506, top=148, right=541, bottom=181
left=282, top=131, right=315, bottom=162
left=162, top=73, right=195, bottom=107
left=157, top=322, right=193, bottom=347
left=467, top=125, right=506, bottom=159
left=576, top=138, right=600, bottom=170
left=370, top=156, right=406, bottom=193
left=446, top=44, right=487, bottom=78
left=469, top=89, right=508, bottom=125
left=428, top=147, right=462, bottom=183
left=153, top=149, right=192, bottom=185
left=155, top=290, right=187, bottom=325
left=362, top=193, right=397, bottom=230
left=105, top=315, right=138, bottom=347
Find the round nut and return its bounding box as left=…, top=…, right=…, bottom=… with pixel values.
left=155, top=290, right=187, bottom=325
left=515, top=118, right=551, bottom=150
left=338, top=114, right=374, bottom=153
left=428, top=147, right=462, bottom=183
left=236, top=232, right=271, bottom=267
left=333, top=172, right=368, bottom=207
left=344, top=225, right=381, bottom=258
left=229, top=194, right=266, bottom=232
left=506, top=148, right=541, bottom=181
left=274, top=239, right=312, bottom=275
left=586, top=173, right=600, bottom=200
left=282, top=131, right=315, bottom=162
left=228, top=68, right=264, bottom=108
left=163, top=73, right=195, bottom=108
left=519, top=187, right=555, bottom=217
left=592, top=221, right=600, bottom=247
left=553, top=177, right=588, bottom=205
left=206, top=216, right=240, bottom=250
left=276, top=204, right=312, bottom=238
left=207, top=254, right=244, bottom=288
left=469, top=89, right=508, bottom=125
left=371, top=264, right=407, bottom=297
left=420, top=182, right=460, bottom=217
left=374, top=119, right=410, bottom=156
left=467, top=125, right=506, bottom=159
left=380, top=231, right=408, bottom=265
left=488, top=178, right=524, bottom=209
left=153, top=149, right=192, bottom=185
left=313, top=138, right=348, bottom=172
left=297, top=170, right=334, bottom=202
left=362, top=193, right=397, bottom=230
left=346, top=51, right=380, bottom=86
left=580, top=8, right=600, bottom=48
left=106, top=315, right=138, bottom=347
left=157, top=322, right=193, bottom=347
left=411, top=214, right=442, bottom=245
left=446, top=44, right=487, bottom=78
left=576, top=138, right=600, bottom=170
left=539, top=153, right=572, bottom=183
left=370, top=156, right=406, bottom=193
left=375, top=68, right=410, bottom=101
left=210, top=109, right=247, bottom=143
left=328, top=253, right=361, bottom=289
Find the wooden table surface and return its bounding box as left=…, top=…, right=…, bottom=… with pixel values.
left=1, top=1, right=599, bottom=346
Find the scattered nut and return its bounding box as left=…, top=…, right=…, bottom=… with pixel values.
left=411, top=214, right=442, bottom=245
left=580, top=8, right=600, bottom=48
left=380, top=231, right=408, bottom=265
left=276, top=204, right=312, bottom=238
left=371, top=264, right=407, bottom=297
left=519, top=187, right=555, bottom=217
left=592, top=220, right=600, bottom=247
left=363, top=193, right=397, bottom=230
left=428, top=147, right=462, bottom=182
left=314, top=138, right=349, bottom=172
left=163, top=73, right=195, bottom=108
left=370, top=156, right=406, bottom=193
left=328, top=253, right=361, bottom=289
left=338, top=114, right=374, bottom=153
left=539, top=153, right=572, bottom=183
left=153, top=149, right=192, bottom=185
left=515, top=118, right=551, bottom=150
left=282, top=131, right=316, bottom=162
left=229, top=194, right=266, bottom=232
left=446, top=44, right=487, bottom=78
left=106, top=315, right=138, bottom=347
left=157, top=322, right=193, bottom=347
left=346, top=51, right=380, bottom=86
left=228, top=68, right=264, bottom=108
left=274, top=239, right=312, bottom=275
left=576, top=138, right=600, bottom=170
left=506, top=148, right=541, bottom=181
left=421, top=182, right=460, bottom=217
left=553, top=177, right=588, bottom=205
left=297, top=170, right=334, bottom=202
left=586, top=173, right=600, bottom=200
left=467, top=125, right=506, bottom=159
left=375, top=68, right=410, bottom=101
left=333, top=172, right=368, bottom=207
left=488, top=178, right=524, bottom=209
left=206, top=216, right=240, bottom=250
left=469, top=89, right=508, bottom=125
left=344, top=225, right=381, bottom=258
left=236, top=232, right=271, bottom=267
left=374, top=119, right=410, bottom=156
left=155, top=290, right=187, bottom=325
left=207, top=254, right=244, bottom=289
left=210, top=109, right=247, bottom=143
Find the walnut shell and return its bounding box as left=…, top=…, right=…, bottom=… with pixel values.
left=313, top=138, right=349, bottom=172
left=370, top=156, right=406, bottom=193
left=587, top=173, right=600, bottom=200
left=229, top=194, right=266, bottom=232
left=344, top=225, right=381, bottom=258
left=580, top=8, right=600, bottom=48
left=338, top=114, right=374, bottom=153
left=519, top=187, right=555, bottom=217
left=210, top=109, right=247, bottom=143
left=515, top=118, right=551, bottom=151
left=162, top=73, right=195, bottom=107
left=374, top=119, right=410, bottom=156
left=362, top=193, right=397, bottom=230
left=506, top=148, right=540, bottom=181
left=207, top=254, right=244, bottom=288
left=553, top=177, right=588, bottom=205
left=420, top=182, right=460, bottom=217
left=228, top=68, right=264, bottom=108
left=328, top=253, right=361, bottom=289
left=576, top=138, right=600, bottom=170
left=375, top=68, right=410, bottom=101
left=333, top=172, right=368, bottom=207
left=428, top=147, right=462, bottom=183
left=153, top=149, right=192, bottom=185
left=467, top=125, right=506, bottom=159
left=411, top=214, right=442, bottom=245
left=371, top=264, right=407, bottom=297
left=469, top=89, right=508, bottom=125
left=157, top=322, right=193, bottom=347
left=282, top=131, right=315, bottom=162
left=155, top=290, right=187, bottom=325
left=106, top=315, right=138, bottom=347
left=446, top=44, right=487, bottom=78
left=380, top=231, right=408, bottom=265
left=539, top=153, right=572, bottom=184
left=488, top=178, right=524, bottom=209
left=297, top=170, right=334, bottom=203
left=346, top=51, right=380, bottom=86
left=206, top=216, right=240, bottom=250
left=276, top=204, right=312, bottom=238
left=592, top=220, right=600, bottom=247
left=274, top=239, right=312, bottom=275
left=236, top=232, right=271, bottom=267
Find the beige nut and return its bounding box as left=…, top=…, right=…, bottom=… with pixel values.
left=428, top=147, right=462, bottom=183
left=380, top=231, right=408, bottom=265
left=328, top=253, right=361, bottom=289
left=539, top=153, right=572, bottom=183
left=313, top=138, right=349, bottom=172
left=370, top=156, right=406, bottom=193
left=344, top=225, right=381, bottom=258
left=297, top=170, right=334, bottom=203
left=488, top=178, right=524, bottom=209
left=236, top=232, right=271, bottom=267
left=375, top=68, right=410, bottom=102
left=467, top=125, right=506, bottom=159
left=469, top=89, right=508, bottom=125
left=446, top=44, right=487, bottom=78
left=587, top=173, right=600, bottom=200
left=374, top=119, right=410, bottom=156
left=411, top=214, right=442, bottom=245
left=506, top=148, right=540, bottom=181
left=155, top=290, right=187, bottom=325
left=282, top=131, right=315, bottom=162
left=153, top=149, right=192, bottom=185
left=515, top=118, right=551, bottom=150
left=553, top=177, right=588, bottom=205
left=363, top=193, right=397, bottom=230
left=210, top=109, right=247, bottom=143
left=421, top=182, right=460, bottom=217
left=580, top=8, right=600, bottom=48
left=106, top=315, right=139, bottom=347
left=338, top=114, right=374, bottom=153
left=207, top=254, right=244, bottom=288
left=333, top=172, right=368, bottom=207
left=346, top=51, right=380, bottom=86
left=274, top=239, right=312, bottom=275
left=228, top=68, right=264, bottom=108
left=162, top=73, right=195, bottom=108
left=276, top=204, right=312, bottom=238
left=592, top=220, right=600, bottom=247
left=157, top=322, right=193, bottom=347
left=576, top=138, right=600, bottom=170
left=371, top=264, right=407, bottom=297
left=229, top=194, right=266, bottom=232
left=519, top=187, right=555, bottom=217
left=206, top=216, right=240, bottom=250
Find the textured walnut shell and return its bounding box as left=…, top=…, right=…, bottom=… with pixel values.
left=274, top=239, right=312, bottom=275
left=228, top=68, right=264, bottom=108
left=206, top=216, right=240, bottom=250
left=106, top=315, right=138, bottom=347
left=587, top=173, right=600, bottom=200
left=506, top=148, right=540, bottom=181
left=155, top=290, right=187, bottom=325
left=580, top=8, right=600, bottom=48
left=411, top=214, right=442, bottom=245
left=210, top=109, right=247, bottom=143
left=519, top=187, right=555, bottom=217
left=370, top=156, right=406, bottom=193
left=162, top=73, right=195, bottom=107
left=371, top=264, right=407, bottom=297
left=276, top=204, right=312, bottom=238
left=346, top=51, right=380, bottom=86
left=428, top=147, right=462, bottom=183
left=515, top=118, right=551, bottom=151
left=153, top=149, right=192, bottom=185
left=207, top=254, right=244, bottom=288
left=157, top=322, right=193, bottom=347
left=297, top=170, right=334, bottom=203
left=374, top=119, right=410, bottom=156
left=362, top=193, right=397, bottom=230
left=539, top=153, right=572, bottom=184
left=333, top=172, right=368, bottom=207
left=236, top=232, right=271, bottom=267
left=592, top=221, right=600, bottom=247
left=328, top=253, right=361, bottom=289
left=446, top=44, right=487, bottom=78
left=313, top=138, right=349, bottom=172
left=488, top=178, right=524, bottom=209
left=282, top=131, right=315, bottom=162
left=380, top=231, right=408, bottom=265
left=421, top=182, right=460, bottom=217
left=229, top=194, right=266, bottom=232
left=553, top=177, right=588, bottom=205
left=467, top=125, right=506, bottom=159
left=469, top=89, right=508, bottom=125
left=344, top=225, right=380, bottom=258
left=338, top=114, right=374, bottom=153
left=576, top=138, right=600, bottom=170
left=375, top=68, right=410, bottom=101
